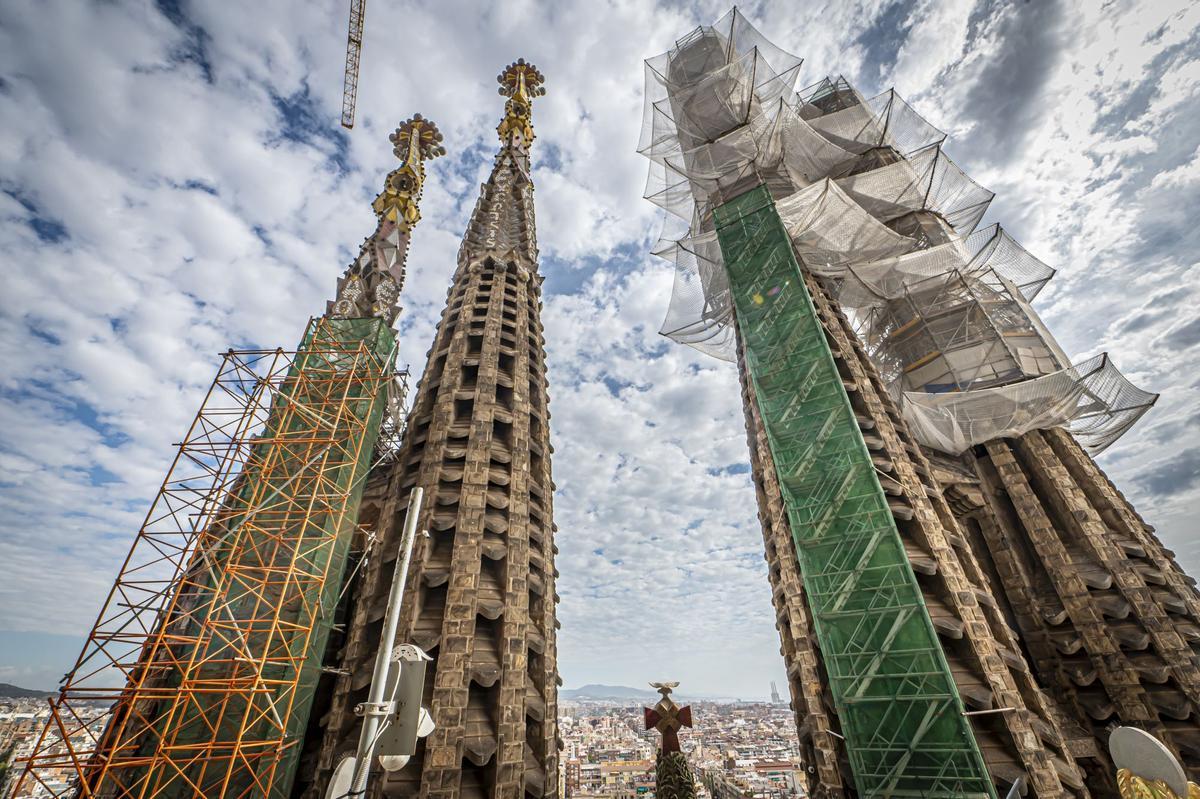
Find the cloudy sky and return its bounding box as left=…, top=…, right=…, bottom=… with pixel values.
left=1, top=0, right=1198, bottom=699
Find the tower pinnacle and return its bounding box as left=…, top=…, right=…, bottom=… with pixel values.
left=496, top=59, right=545, bottom=149
left=376, top=113, right=446, bottom=225
left=330, top=114, right=445, bottom=323
left=457, top=64, right=543, bottom=274
left=304, top=65, right=561, bottom=799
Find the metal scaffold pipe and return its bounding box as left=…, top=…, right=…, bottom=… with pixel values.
left=348, top=486, right=424, bottom=796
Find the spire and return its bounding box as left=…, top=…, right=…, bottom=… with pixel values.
left=458, top=61, right=544, bottom=273
left=496, top=58, right=545, bottom=151
left=329, top=114, right=445, bottom=324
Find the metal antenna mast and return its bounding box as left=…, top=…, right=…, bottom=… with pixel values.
left=341, top=0, right=365, bottom=128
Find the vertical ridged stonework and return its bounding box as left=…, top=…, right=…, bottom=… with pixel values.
left=944, top=429, right=1200, bottom=788
left=306, top=62, right=559, bottom=799
left=737, top=338, right=849, bottom=795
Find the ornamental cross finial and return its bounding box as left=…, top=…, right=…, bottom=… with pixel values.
left=497, top=59, right=545, bottom=147
left=646, top=682, right=696, bottom=799
left=644, top=681, right=691, bottom=754
left=329, top=115, right=445, bottom=325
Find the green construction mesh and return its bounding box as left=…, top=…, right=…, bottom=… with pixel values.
left=714, top=185, right=994, bottom=798
left=269, top=316, right=395, bottom=799
left=144, top=316, right=394, bottom=799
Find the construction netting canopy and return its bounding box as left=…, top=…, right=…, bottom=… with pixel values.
left=903, top=353, right=1158, bottom=455
left=640, top=9, right=1156, bottom=454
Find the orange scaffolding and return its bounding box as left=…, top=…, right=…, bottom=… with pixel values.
left=14, top=316, right=398, bottom=799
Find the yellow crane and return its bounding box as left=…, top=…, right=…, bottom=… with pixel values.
left=341, top=0, right=365, bottom=128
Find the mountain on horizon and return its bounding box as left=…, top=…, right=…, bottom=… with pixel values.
left=560, top=684, right=659, bottom=701
left=560, top=683, right=767, bottom=703
left=0, top=683, right=54, bottom=699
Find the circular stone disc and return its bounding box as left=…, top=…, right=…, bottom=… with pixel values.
left=1109, top=726, right=1187, bottom=796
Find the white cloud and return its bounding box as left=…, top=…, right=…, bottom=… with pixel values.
left=1148, top=144, right=1200, bottom=190
left=0, top=0, right=1197, bottom=700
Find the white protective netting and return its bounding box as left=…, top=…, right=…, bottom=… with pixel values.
left=903, top=354, right=1158, bottom=454
left=780, top=179, right=916, bottom=272
left=799, top=78, right=948, bottom=157
left=834, top=144, right=995, bottom=235
left=639, top=10, right=1156, bottom=453
left=837, top=223, right=1056, bottom=309
left=858, top=266, right=1072, bottom=396
left=654, top=178, right=916, bottom=360
left=641, top=35, right=848, bottom=223
left=654, top=230, right=736, bottom=358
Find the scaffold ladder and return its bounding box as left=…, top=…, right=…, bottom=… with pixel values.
left=715, top=185, right=994, bottom=798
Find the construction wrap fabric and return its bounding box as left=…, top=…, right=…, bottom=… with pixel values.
left=639, top=9, right=1156, bottom=455
left=902, top=353, right=1157, bottom=454
left=716, top=185, right=996, bottom=797
left=836, top=223, right=1055, bottom=309
left=833, top=143, right=994, bottom=235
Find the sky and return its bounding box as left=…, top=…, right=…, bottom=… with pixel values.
left=0, top=0, right=1198, bottom=700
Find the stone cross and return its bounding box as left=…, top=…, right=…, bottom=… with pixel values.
left=644, top=681, right=692, bottom=754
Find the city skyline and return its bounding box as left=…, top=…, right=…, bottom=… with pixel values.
left=2, top=0, right=1200, bottom=704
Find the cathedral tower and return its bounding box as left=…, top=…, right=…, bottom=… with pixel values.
left=307, top=61, right=560, bottom=798
left=640, top=11, right=1108, bottom=797
left=945, top=422, right=1200, bottom=788
left=640, top=10, right=1200, bottom=796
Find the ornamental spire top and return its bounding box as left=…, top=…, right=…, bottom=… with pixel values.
left=496, top=59, right=545, bottom=149
left=375, top=114, right=446, bottom=226
left=329, top=114, right=445, bottom=324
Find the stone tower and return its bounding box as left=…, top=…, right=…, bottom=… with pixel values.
left=945, top=429, right=1200, bottom=789
left=735, top=289, right=1089, bottom=797
left=640, top=6, right=1200, bottom=792
left=305, top=60, right=560, bottom=799
left=640, top=11, right=1096, bottom=797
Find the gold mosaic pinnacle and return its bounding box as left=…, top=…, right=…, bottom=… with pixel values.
left=374, top=114, right=445, bottom=226
left=497, top=59, right=545, bottom=145
left=1117, top=769, right=1200, bottom=798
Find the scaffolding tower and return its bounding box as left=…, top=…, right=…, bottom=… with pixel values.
left=717, top=186, right=993, bottom=796
left=637, top=10, right=1119, bottom=796
left=14, top=116, right=444, bottom=799
left=14, top=320, right=396, bottom=799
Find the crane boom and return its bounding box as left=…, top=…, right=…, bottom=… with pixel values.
left=341, top=0, right=365, bottom=128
